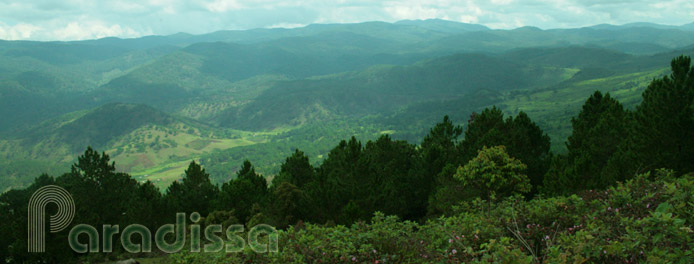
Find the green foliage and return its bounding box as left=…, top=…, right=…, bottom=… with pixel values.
left=461, top=107, right=550, bottom=194
left=0, top=148, right=168, bottom=263
left=355, top=135, right=426, bottom=219
left=272, top=149, right=314, bottom=189
left=421, top=115, right=463, bottom=192
left=0, top=159, right=67, bottom=192
left=204, top=210, right=239, bottom=231
left=544, top=91, right=629, bottom=195
left=298, top=135, right=429, bottom=223
left=55, top=103, right=174, bottom=151
left=460, top=107, right=507, bottom=162
left=216, top=160, right=268, bottom=224
left=200, top=119, right=381, bottom=184
left=267, top=182, right=303, bottom=229
left=609, top=55, right=694, bottom=180
left=70, top=146, right=116, bottom=182
left=308, top=136, right=363, bottom=223
left=2, top=34, right=693, bottom=192
left=3, top=38, right=694, bottom=262
left=164, top=161, right=218, bottom=216
left=427, top=163, right=477, bottom=216
left=2, top=88, right=694, bottom=262
left=221, top=53, right=575, bottom=131
left=505, top=111, right=552, bottom=191
left=170, top=171, right=694, bottom=263
left=454, top=146, right=531, bottom=202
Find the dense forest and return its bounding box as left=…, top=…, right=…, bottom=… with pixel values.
left=1, top=55, right=693, bottom=263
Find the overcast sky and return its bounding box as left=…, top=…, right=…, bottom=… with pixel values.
left=1, top=0, right=693, bottom=41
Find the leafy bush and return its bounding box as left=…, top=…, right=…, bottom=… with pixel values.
left=170, top=172, right=694, bottom=263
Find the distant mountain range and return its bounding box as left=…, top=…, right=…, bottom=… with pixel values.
left=588, top=21, right=694, bottom=31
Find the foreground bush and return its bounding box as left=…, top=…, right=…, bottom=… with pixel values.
left=169, top=170, right=694, bottom=263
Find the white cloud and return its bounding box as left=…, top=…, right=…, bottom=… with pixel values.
left=0, top=22, right=42, bottom=40
left=109, top=1, right=148, bottom=13
left=0, top=20, right=143, bottom=41
left=50, top=21, right=141, bottom=40
left=490, top=0, right=514, bottom=5
left=0, top=0, right=692, bottom=40
left=383, top=5, right=443, bottom=20
left=458, top=14, right=479, bottom=23
left=204, top=0, right=243, bottom=12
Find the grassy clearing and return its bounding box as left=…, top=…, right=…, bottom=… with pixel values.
left=129, top=160, right=191, bottom=189
left=105, top=123, right=302, bottom=190
left=102, top=123, right=275, bottom=189
left=499, top=68, right=668, bottom=151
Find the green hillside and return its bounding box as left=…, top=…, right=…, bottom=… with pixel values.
left=499, top=67, right=670, bottom=151
left=3, top=14, right=694, bottom=264
left=0, top=41, right=175, bottom=133
left=220, top=53, right=575, bottom=130
left=2, top=20, right=694, bottom=192
left=0, top=103, right=270, bottom=190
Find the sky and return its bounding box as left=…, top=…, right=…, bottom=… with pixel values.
left=0, top=0, right=693, bottom=41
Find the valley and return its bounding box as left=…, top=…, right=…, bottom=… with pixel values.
left=1, top=19, right=693, bottom=192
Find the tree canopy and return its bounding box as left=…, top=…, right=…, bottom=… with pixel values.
left=454, top=145, right=531, bottom=202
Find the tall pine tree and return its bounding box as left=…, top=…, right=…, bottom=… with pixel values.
left=273, top=149, right=315, bottom=189
left=607, top=56, right=694, bottom=179
left=422, top=116, right=465, bottom=216
left=543, top=91, right=628, bottom=194
left=164, top=161, right=218, bottom=216
left=217, top=160, right=268, bottom=224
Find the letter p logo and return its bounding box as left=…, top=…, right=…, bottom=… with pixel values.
left=28, top=185, right=75, bottom=252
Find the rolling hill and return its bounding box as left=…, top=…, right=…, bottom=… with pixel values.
left=0, top=103, right=270, bottom=190
left=218, top=52, right=576, bottom=130
left=2, top=19, right=694, bottom=191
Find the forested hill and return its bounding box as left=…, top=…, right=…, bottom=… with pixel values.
left=218, top=53, right=569, bottom=130
left=1, top=55, right=693, bottom=263
left=1, top=19, right=694, bottom=192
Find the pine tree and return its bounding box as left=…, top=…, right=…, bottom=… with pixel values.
left=68, top=147, right=139, bottom=226
left=268, top=182, right=303, bottom=229
left=421, top=115, right=463, bottom=177
left=420, top=116, right=463, bottom=214
left=460, top=107, right=550, bottom=194
left=608, top=56, right=694, bottom=179
left=312, top=137, right=362, bottom=222
left=273, top=149, right=315, bottom=189
left=164, top=161, right=218, bottom=216
left=544, top=91, right=628, bottom=194
left=217, top=160, right=268, bottom=224
left=505, top=111, right=551, bottom=193
left=357, top=135, right=424, bottom=219
left=460, top=107, right=506, bottom=163
left=70, top=146, right=116, bottom=183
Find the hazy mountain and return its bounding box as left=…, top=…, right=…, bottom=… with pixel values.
left=15, top=103, right=173, bottom=152
left=395, top=19, right=490, bottom=33
left=418, top=24, right=694, bottom=54
left=2, top=19, right=694, bottom=190
left=502, top=46, right=635, bottom=70
left=218, top=52, right=576, bottom=130
left=589, top=22, right=694, bottom=31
